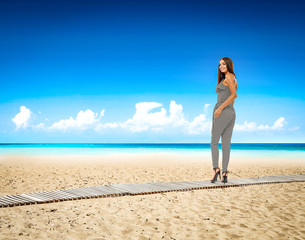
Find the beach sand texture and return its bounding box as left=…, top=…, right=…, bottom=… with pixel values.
left=0, top=153, right=305, bottom=239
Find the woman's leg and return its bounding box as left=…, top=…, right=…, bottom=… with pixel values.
left=221, top=112, right=236, bottom=172
left=211, top=109, right=234, bottom=169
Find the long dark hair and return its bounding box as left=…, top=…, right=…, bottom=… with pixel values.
left=217, top=57, right=238, bottom=90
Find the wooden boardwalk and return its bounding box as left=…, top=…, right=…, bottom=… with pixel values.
left=1, top=174, right=304, bottom=208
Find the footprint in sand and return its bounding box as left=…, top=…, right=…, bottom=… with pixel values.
left=121, top=228, right=134, bottom=235
left=239, top=223, right=248, bottom=228
left=218, top=224, right=230, bottom=229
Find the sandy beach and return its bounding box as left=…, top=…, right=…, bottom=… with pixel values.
left=0, top=153, right=305, bottom=239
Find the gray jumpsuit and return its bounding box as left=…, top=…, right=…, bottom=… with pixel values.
left=211, top=78, right=237, bottom=172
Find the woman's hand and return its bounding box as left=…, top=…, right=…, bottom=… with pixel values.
left=214, top=108, right=222, bottom=118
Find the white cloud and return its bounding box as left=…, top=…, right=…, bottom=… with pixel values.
left=204, top=104, right=211, bottom=113
left=235, top=117, right=288, bottom=132
left=272, top=117, right=287, bottom=130
left=119, top=102, right=167, bottom=132
left=118, top=101, right=191, bottom=133
left=168, top=101, right=188, bottom=127
left=49, top=109, right=104, bottom=131
left=33, top=123, right=46, bottom=130
left=12, top=103, right=298, bottom=137
left=95, top=122, right=119, bottom=132
left=288, top=126, right=299, bottom=131
left=12, top=106, right=32, bottom=129
left=95, top=101, right=192, bottom=133
left=96, top=101, right=212, bottom=135
left=187, top=114, right=211, bottom=135
left=45, top=104, right=293, bottom=135
left=234, top=121, right=257, bottom=132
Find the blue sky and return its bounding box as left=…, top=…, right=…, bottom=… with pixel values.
left=0, top=0, right=304, bottom=143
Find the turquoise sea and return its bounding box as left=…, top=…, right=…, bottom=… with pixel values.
left=0, top=143, right=305, bottom=158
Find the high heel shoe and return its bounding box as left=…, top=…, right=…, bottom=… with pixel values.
left=221, top=171, right=228, bottom=184
left=211, top=168, right=221, bottom=183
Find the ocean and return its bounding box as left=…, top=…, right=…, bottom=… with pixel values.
left=0, top=143, right=305, bottom=158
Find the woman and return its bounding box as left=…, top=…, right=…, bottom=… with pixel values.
left=210, top=57, right=238, bottom=184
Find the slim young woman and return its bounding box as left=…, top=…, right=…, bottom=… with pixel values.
left=210, top=57, right=238, bottom=184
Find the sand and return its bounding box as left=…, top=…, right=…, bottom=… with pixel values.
left=0, top=153, right=305, bottom=240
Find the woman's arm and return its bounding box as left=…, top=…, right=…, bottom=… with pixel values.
left=218, top=75, right=237, bottom=110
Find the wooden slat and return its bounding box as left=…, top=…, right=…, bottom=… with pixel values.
left=61, top=189, right=97, bottom=198
left=151, top=182, right=193, bottom=190
left=28, top=191, right=70, bottom=201
left=92, top=186, right=129, bottom=196
left=1, top=195, right=27, bottom=205
left=248, top=177, right=279, bottom=184
left=187, top=181, right=219, bottom=187
left=168, top=182, right=203, bottom=188
left=275, top=175, right=305, bottom=180
left=136, top=182, right=177, bottom=193
left=147, top=182, right=186, bottom=191
left=25, top=192, right=60, bottom=202
left=0, top=197, right=14, bottom=206
left=110, top=183, right=154, bottom=194
left=29, top=190, right=77, bottom=201
left=66, top=188, right=103, bottom=197
left=45, top=190, right=81, bottom=200
left=20, top=194, right=43, bottom=202
left=148, top=182, right=193, bottom=192
left=5, top=195, right=36, bottom=205
left=145, top=182, right=179, bottom=191
left=0, top=199, right=9, bottom=206
left=129, top=183, right=183, bottom=194
left=0, top=196, right=23, bottom=206
left=228, top=179, right=253, bottom=185
left=84, top=186, right=114, bottom=196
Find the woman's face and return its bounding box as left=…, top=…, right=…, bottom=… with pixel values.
left=219, top=60, right=227, bottom=73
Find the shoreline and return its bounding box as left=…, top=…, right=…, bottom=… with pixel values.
left=1, top=151, right=305, bottom=164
